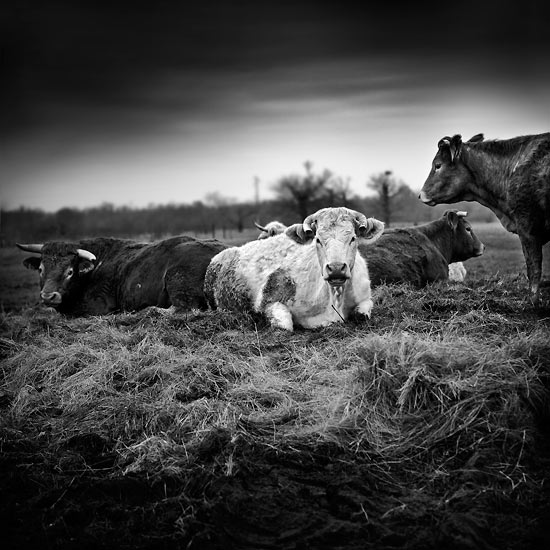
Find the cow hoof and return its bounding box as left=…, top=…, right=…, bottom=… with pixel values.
left=355, top=299, right=373, bottom=319
left=266, top=302, right=294, bottom=331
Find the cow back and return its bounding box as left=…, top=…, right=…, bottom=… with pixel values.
left=361, top=229, right=448, bottom=287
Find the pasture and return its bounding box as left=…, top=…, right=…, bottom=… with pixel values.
left=1, top=223, right=550, bottom=549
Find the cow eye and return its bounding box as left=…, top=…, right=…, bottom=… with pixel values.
left=350, top=236, right=356, bottom=244
left=316, top=238, right=323, bottom=247
left=434, top=162, right=442, bottom=170
left=66, top=268, right=74, bottom=278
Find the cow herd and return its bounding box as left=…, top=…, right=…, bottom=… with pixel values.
left=18, top=131, right=549, bottom=328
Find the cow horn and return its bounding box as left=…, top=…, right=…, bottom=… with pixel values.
left=16, top=243, right=44, bottom=253
left=302, top=214, right=316, bottom=236
left=76, top=249, right=96, bottom=261
left=302, top=221, right=314, bottom=235
left=456, top=211, right=468, bottom=217
left=353, top=211, right=369, bottom=232
left=254, top=221, right=267, bottom=232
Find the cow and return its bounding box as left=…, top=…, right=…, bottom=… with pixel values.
left=205, top=207, right=385, bottom=331
left=254, top=220, right=287, bottom=239
left=252, top=211, right=483, bottom=287
left=419, top=132, right=550, bottom=303
left=17, top=236, right=227, bottom=316
left=365, top=210, right=485, bottom=287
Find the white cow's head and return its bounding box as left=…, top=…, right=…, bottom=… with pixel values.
left=285, top=207, right=384, bottom=289
left=254, top=220, right=287, bottom=239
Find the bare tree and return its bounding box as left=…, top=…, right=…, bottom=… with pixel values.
left=204, top=192, right=237, bottom=238
left=366, top=170, right=407, bottom=227
left=271, top=161, right=333, bottom=220
left=325, top=175, right=353, bottom=206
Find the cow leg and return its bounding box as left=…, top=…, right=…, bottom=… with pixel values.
left=355, top=297, right=374, bottom=319
left=264, top=302, right=294, bottom=331
left=519, top=234, right=543, bottom=304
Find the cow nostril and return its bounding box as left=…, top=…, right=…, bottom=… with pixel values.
left=40, top=291, right=62, bottom=304
left=327, top=263, right=347, bottom=275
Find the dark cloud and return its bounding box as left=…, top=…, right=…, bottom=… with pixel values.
left=1, top=0, right=548, bottom=140
left=4, top=3, right=547, bottom=85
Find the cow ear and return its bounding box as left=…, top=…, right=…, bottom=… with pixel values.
left=444, top=210, right=460, bottom=230
left=467, top=133, right=484, bottom=143
left=437, top=136, right=452, bottom=162
left=438, top=136, right=452, bottom=149
left=449, top=135, right=463, bottom=162
left=438, top=135, right=462, bottom=163
left=78, top=260, right=95, bottom=275
left=23, top=257, right=41, bottom=270
left=360, top=218, right=385, bottom=243
left=285, top=223, right=314, bottom=244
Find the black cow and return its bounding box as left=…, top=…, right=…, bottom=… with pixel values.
left=419, top=132, right=550, bottom=302
left=363, top=210, right=484, bottom=287
left=18, top=236, right=227, bottom=315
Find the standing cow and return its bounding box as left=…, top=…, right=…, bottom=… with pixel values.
left=419, top=132, right=550, bottom=302
left=18, top=236, right=227, bottom=315
left=205, top=207, right=385, bottom=330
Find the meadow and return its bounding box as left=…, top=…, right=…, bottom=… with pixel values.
left=1, top=223, right=550, bottom=549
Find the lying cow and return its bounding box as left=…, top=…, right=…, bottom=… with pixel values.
left=252, top=211, right=483, bottom=286
left=366, top=210, right=485, bottom=287
left=419, top=132, right=550, bottom=303
left=254, top=220, right=287, bottom=239
left=18, top=236, right=227, bottom=316
left=205, top=207, right=385, bottom=330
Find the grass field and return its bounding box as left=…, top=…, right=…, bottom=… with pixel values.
left=1, top=223, right=550, bottom=549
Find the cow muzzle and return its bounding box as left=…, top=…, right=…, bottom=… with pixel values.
left=325, top=262, right=349, bottom=287
left=418, top=190, right=436, bottom=206
left=40, top=291, right=62, bottom=306
left=474, top=243, right=485, bottom=256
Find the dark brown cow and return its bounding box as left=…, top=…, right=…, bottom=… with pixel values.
left=419, top=132, right=550, bottom=302
left=18, top=236, right=227, bottom=316
left=363, top=210, right=484, bottom=287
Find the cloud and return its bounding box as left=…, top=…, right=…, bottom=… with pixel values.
left=1, top=1, right=548, bottom=211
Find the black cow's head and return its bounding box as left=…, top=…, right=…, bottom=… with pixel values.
left=419, top=134, right=484, bottom=206
left=443, top=210, right=485, bottom=262
left=17, top=242, right=96, bottom=308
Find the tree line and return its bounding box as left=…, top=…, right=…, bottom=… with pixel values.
left=1, top=162, right=495, bottom=245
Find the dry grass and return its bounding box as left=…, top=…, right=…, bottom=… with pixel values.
left=1, top=223, right=550, bottom=549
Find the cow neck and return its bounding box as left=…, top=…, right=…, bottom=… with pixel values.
left=461, top=145, right=513, bottom=221
left=415, top=220, right=453, bottom=263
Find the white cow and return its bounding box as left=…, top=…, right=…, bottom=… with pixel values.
left=205, top=207, right=385, bottom=331
left=254, top=220, right=287, bottom=239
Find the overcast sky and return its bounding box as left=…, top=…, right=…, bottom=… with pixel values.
left=1, top=0, right=549, bottom=212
